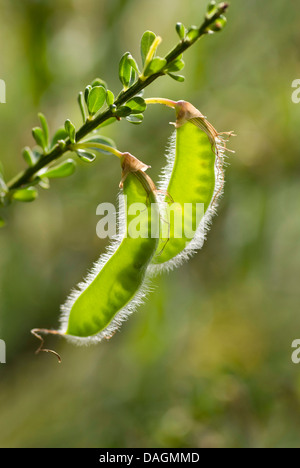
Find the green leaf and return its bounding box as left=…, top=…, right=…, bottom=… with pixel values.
left=206, top=1, right=217, bottom=15
left=32, top=127, right=46, bottom=151
left=78, top=91, right=86, bottom=123
left=0, top=216, right=6, bottom=228
left=38, top=113, right=49, bottom=149
left=136, top=89, right=145, bottom=97
left=42, top=159, right=76, bottom=179
left=64, top=119, right=76, bottom=144
left=129, top=67, right=136, bottom=87
left=165, top=57, right=185, bottom=73
left=143, top=57, right=167, bottom=77
left=82, top=135, right=116, bottom=156
left=28, top=176, right=42, bottom=188
left=119, top=52, right=133, bottom=89
left=75, top=149, right=96, bottom=163
left=87, top=86, right=107, bottom=115
left=125, top=97, right=146, bottom=114
left=208, top=15, right=227, bottom=32
left=140, top=31, right=156, bottom=66
left=13, top=187, right=38, bottom=202
left=22, top=147, right=39, bottom=167
left=83, top=134, right=115, bottom=147
left=127, top=54, right=140, bottom=74
left=115, top=106, right=132, bottom=118
left=91, top=78, right=107, bottom=89
left=39, top=177, right=50, bottom=190
left=97, top=117, right=117, bottom=128
left=126, top=114, right=144, bottom=125
left=58, top=140, right=66, bottom=150
left=186, top=26, right=199, bottom=42
left=84, top=85, right=92, bottom=104
left=175, top=22, right=186, bottom=40
left=106, top=90, right=115, bottom=106
left=51, top=127, right=69, bottom=147
left=207, top=0, right=216, bottom=9
left=168, top=73, right=185, bottom=82
left=33, top=149, right=43, bottom=160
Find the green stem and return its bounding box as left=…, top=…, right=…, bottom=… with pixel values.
left=145, top=98, right=177, bottom=108
left=6, top=2, right=229, bottom=193
left=72, top=142, right=123, bottom=159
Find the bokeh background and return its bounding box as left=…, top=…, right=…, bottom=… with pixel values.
left=0, top=0, right=300, bottom=448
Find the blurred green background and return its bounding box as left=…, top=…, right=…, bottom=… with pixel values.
left=0, top=0, right=300, bottom=448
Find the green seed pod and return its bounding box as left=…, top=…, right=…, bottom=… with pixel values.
left=59, top=153, right=160, bottom=344
left=150, top=100, right=233, bottom=273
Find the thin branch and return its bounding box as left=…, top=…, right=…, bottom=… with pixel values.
left=7, top=2, right=229, bottom=192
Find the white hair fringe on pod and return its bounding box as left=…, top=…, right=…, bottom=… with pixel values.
left=59, top=190, right=153, bottom=346
left=148, top=123, right=232, bottom=276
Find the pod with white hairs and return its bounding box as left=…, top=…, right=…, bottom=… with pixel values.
left=32, top=151, right=160, bottom=354
left=145, top=99, right=233, bottom=274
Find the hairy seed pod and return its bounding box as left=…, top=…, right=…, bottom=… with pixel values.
left=59, top=153, right=160, bottom=344
left=150, top=100, right=233, bottom=273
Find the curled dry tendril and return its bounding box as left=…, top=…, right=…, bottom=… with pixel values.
left=31, top=328, right=62, bottom=363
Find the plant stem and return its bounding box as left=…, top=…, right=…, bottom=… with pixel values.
left=144, top=98, right=177, bottom=108
left=72, top=142, right=123, bottom=159
left=7, top=2, right=229, bottom=192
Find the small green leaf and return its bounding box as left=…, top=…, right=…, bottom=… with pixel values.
left=115, top=106, right=132, bottom=118
left=87, top=86, right=107, bottom=115
left=127, top=54, right=140, bottom=74
left=143, top=57, right=167, bottom=77
left=33, top=149, right=43, bottom=160
left=75, top=149, right=96, bottom=163
left=126, top=114, right=144, bottom=125
left=13, top=187, right=38, bottom=202
left=78, top=91, right=87, bottom=123
left=175, top=22, right=185, bottom=40
left=168, top=73, right=185, bottom=82
left=97, top=117, right=117, bottom=129
left=0, top=216, right=6, bottom=228
left=165, top=58, right=185, bottom=73
left=129, top=68, right=136, bottom=87
left=82, top=135, right=116, bottom=155
left=91, top=78, right=107, bottom=88
left=206, top=1, right=217, bottom=15
left=186, top=26, right=199, bottom=42
left=42, top=159, right=76, bottom=179
left=28, top=176, right=42, bottom=188
left=51, top=127, right=69, bottom=147
left=119, top=52, right=133, bottom=89
left=136, top=89, right=145, bottom=97
left=125, top=97, right=146, bottom=114
left=32, top=127, right=46, bottom=151
left=140, top=31, right=156, bottom=66
left=64, top=119, right=76, bottom=144
left=22, top=147, right=38, bottom=167
left=208, top=15, right=227, bottom=32
left=106, top=90, right=115, bottom=106
left=39, top=178, right=50, bottom=190
left=58, top=140, right=66, bottom=150
left=84, top=85, right=92, bottom=104
left=38, top=113, right=49, bottom=149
